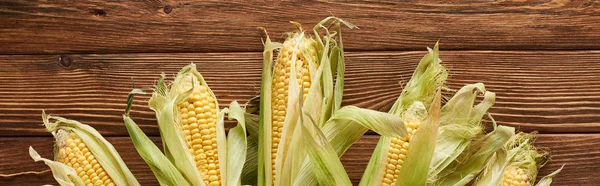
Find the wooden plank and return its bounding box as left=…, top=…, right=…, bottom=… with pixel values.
left=1, top=134, right=597, bottom=185
left=1, top=51, right=599, bottom=136
left=1, top=1, right=600, bottom=54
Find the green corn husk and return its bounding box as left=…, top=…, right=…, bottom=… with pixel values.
left=258, top=17, right=409, bottom=186
left=426, top=83, right=497, bottom=183
left=226, top=100, right=250, bottom=186
left=434, top=125, right=515, bottom=186
left=30, top=111, right=140, bottom=186
left=123, top=89, right=190, bottom=186
left=241, top=119, right=259, bottom=185
left=394, top=90, right=442, bottom=186
left=535, top=167, right=563, bottom=186
left=240, top=97, right=260, bottom=185
left=29, top=147, right=85, bottom=186
left=473, top=132, right=563, bottom=186
left=359, top=42, right=448, bottom=186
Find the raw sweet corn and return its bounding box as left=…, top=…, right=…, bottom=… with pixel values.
left=30, top=113, right=139, bottom=186
left=178, top=81, right=221, bottom=186
left=269, top=32, right=318, bottom=183
left=56, top=130, right=115, bottom=186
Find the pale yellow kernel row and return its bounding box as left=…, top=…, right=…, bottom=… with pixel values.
left=502, top=166, right=530, bottom=186
left=57, top=131, right=115, bottom=186
left=381, top=120, right=420, bottom=186
left=178, top=85, right=221, bottom=186
left=270, top=39, right=316, bottom=184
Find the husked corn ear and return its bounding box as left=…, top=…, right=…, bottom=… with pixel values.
left=178, top=79, right=221, bottom=186
left=56, top=130, right=114, bottom=186
left=502, top=166, right=530, bottom=186
left=381, top=120, right=420, bottom=186
left=32, top=113, right=140, bottom=186
left=270, top=34, right=318, bottom=182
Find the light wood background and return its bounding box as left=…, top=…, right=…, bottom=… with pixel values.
left=1, top=1, right=599, bottom=185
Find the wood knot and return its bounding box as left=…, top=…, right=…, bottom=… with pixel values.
left=91, top=9, right=107, bottom=16
left=58, top=55, right=72, bottom=67
left=164, top=5, right=173, bottom=14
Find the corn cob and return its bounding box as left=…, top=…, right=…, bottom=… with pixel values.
left=259, top=17, right=380, bottom=186
left=502, top=166, right=530, bottom=186
left=56, top=130, right=114, bottom=186
left=270, top=33, right=318, bottom=183
left=177, top=79, right=221, bottom=186
left=30, top=113, right=140, bottom=186
left=164, top=66, right=224, bottom=186
left=381, top=120, right=419, bottom=186
left=140, top=64, right=249, bottom=186
left=259, top=17, right=408, bottom=186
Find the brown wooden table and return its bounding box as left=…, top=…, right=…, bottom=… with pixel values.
left=1, top=1, right=599, bottom=185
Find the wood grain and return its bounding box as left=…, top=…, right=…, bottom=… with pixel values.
left=1, top=50, right=599, bottom=136
left=1, top=1, right=600, bottom=54
left=1, top=134, right=597, bottom=185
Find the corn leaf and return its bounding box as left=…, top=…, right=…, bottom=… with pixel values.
left=429, top=83, right=495, bottom=181
left=294, top=106, right=408, bottom=185
left=217, top=108, right=229, bottom=186
left=124, top=89, right=192, bottom=186
left=395, top=90, right=442, bottom=186
left=535, top=165, right=563, bottom=186
left=473, top=149, right=509, bottom=186
left=227, top=101, right=249, bottom=186
left=389, top=42, right=448, bottom=115
left=332, top=17, right=351, bottom=114
left=329, top=106, right=408, bottom=138
left=123, top=116, right=191, bottom=186
left=358, top=137, right=392, bottom=186
left=435, top=125, right=515, bottom=186
left=313, top=23, right=334, bottom=128
left=300, top=110, right=352, bottom=186
left=359, top=103, right=430, bottom=186
left=332, top=47, right=344, bottom=113
left=241, top=109, right=259, bottom=185
left=257, top=34, right=281, bottom=186
left=29, top=147, right=85, bottom=186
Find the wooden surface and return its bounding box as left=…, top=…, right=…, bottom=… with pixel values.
left=1, top=1, right=599, bottom=185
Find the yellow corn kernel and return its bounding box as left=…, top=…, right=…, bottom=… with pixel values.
left=380, top=120, right=420, bottom=186
left=270, top=35, right=318, bottom=183
left=502, top=166, right=531, bottom=186
left=178, top=82, right=220, bottom=186
left=56, top=131, right=113, bottom=185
